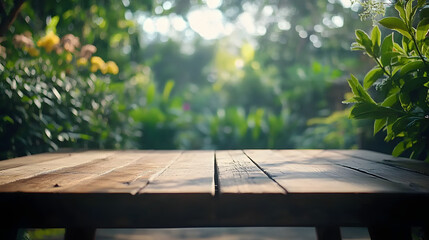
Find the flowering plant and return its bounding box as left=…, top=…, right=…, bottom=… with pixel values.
left=0, top=18, right=121, bottom=159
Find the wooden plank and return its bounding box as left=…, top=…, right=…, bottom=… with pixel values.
left=245, top=150, right=414, bottom=193
left=216, top=150, right=285, bottom=194
left=0, top=151, right=150, bottom=192
left=64, top=151, right=182, bottom=194
left=0, top=152, right=73, bottom=171
left=141, top=150, right=215, bottom=194
left=334, top=149, right=429, bottom=176
left=0, top=151, right=116, bottom=185
left=311, top=151, right=429, bottom=192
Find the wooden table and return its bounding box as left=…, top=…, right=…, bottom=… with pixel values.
left=0, top=149, right=428, bottom=240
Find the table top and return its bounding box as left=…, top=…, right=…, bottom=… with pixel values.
left=1, top=149, right=428, bottom=228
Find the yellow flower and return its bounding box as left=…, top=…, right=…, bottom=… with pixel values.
left=77, top=57, right=88, bottom=66
left=106, top=61, right=119, bottom=75
left=27, top=47, right=40, bottom=57
left=90, top=56, right=106, bottom=73
left=101, top=65, right=108, bottom=74
left=90, top=65, right=98, bottom=72
left=37, top=31, right=60, bottom=53
left=90, top=56, right=104, bottom=67
left=66, top=52, right=73, bottom=63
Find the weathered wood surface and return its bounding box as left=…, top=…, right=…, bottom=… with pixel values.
left=216, top=150, right=285, bottom=194
left=0, top=149, right=428, bottom=229
left=140, top=150, right=215, bottom=194
left=245, top=150, right=416, bottom=193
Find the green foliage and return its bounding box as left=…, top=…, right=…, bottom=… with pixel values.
left=0, top=14, right=139, bottom=158
left=1, top=0, right=376, bottom=159
left=345, top=0, right=429, bottom=160
left=302, top=109, right=360, bottom=149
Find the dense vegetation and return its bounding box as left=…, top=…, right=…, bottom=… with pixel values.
left=346, top=0, right=429, bottom=160
left=1, top=0, right=416, bottom=160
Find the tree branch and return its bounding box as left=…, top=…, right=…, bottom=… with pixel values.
left=0, top=0, right=26, bottom=37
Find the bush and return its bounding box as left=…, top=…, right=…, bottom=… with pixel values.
left=0, top=22, right=126, bottom=159
left=345, top=0, right=429, bottom=160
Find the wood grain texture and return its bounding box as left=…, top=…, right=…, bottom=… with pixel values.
left=141, top=150, right=215, bottom=194
left=216, top=150, right=285, bottom=194
left=0, top=151, right=153, bottom=192
left=309, top=151, right=429, bottom=192
left=64, top=151, right=182, bottom=194
left=334, top=149, right=429, bottom=176
left=0, top=151, right=116, bottom=186
left=0, top=152, right=73, bottom=171
left=245, top=150, right=414, bottom=193
left=0, top=150, right=428, bottom=229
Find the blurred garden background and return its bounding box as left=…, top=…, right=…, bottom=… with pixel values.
left=0, top=0, right=399, bottom=160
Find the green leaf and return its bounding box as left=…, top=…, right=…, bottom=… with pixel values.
left=395, top=1, right=406, bottom=22
left=402, top=35, right=411, bottom=53
left=347, top=75, right=376, bottom=104
left=371, top=26, right=381, bottom=46
left=342, top=97, right=360, bottom=104
left=79, top=134, right=92, bottom=140
left=162, top=80, right=175, bottom=103
left=416, top=18, right=429, bottom=42
left=392, top=116, right=409, bottom=135
left=379, top=17, right=412, bottom=40
left=405, top=0, right=413, bottom=25
left=393, top=42, right=406, bottom=54
left=380, top=34, right=394, bottom=66
left=350, top=102, right=400, bottom=119
left=2, top=116, right=14, bottom=124
left=355, top=29, right=373, bottom=55
left=364, top=68, right=384, bottom=89
left=374, top=118, right=387, bottom=135
left=400, top=61, right=425, bottom=76
left=392, top=140, right=409, bottom=157
left=130, top=108, right=166, bottom=124
left=381, top=92, right=399, bottom=107
left=385, top=121, right=394, bottom=141
left=351, top=42, right=365, bottom=51
left=399, top=93, right=412, bottom=111
left=146, top=83, right=156, bottom=104
left=371, top=26, right=381, bottom=56
left=46, top=16, right=60, bottom=34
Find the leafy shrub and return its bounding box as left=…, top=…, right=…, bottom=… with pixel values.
left=0, top=19, right=126, bottom=159
left=345, top=0, right=429, bottom=160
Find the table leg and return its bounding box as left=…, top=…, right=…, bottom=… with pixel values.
left=368, top=226, right=411, bottom=240
left=315, top=226, right=341, bottom=240
left=64, top=228, right=96, bottom=240
left=0, top=228, right=18, bottom=240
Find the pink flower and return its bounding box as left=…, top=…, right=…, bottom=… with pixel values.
left=182, top=103, right=191, bottom=111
